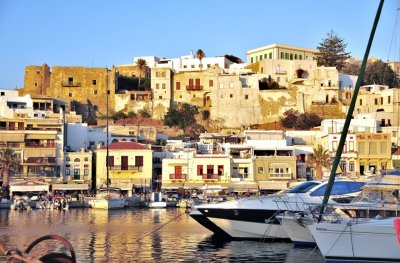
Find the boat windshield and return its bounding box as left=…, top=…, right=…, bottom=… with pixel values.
left=286, top=181, right=320, bottom=193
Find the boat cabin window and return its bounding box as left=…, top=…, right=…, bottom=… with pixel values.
left=287, top=181, right=320, bottom=193
left=309, top=181, right=365, bottom=197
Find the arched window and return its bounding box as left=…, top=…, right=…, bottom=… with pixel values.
left=74, top=158, right=80, bottom=162
left=112, top=139, right=118, bottom=143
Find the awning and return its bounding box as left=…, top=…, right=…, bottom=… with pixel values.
left=26, top=134, right=57, bottom=140
left=0, top=133, right=24, bottom=142
left=258, top=181, right=289, bottom=190
left=52, top=183, right=89, bottom=191
left=110, top=182, right=134, bottom=191
left=229, top=182, right=259, bottom=192
left=161, top=182, right=184, bottom=189
left=183, top=182, right=205, bottom=189
left=10, top=181, right=49, bottom=193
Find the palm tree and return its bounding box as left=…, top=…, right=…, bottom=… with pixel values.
left=196, top=49, right=205, bottom=71
left=136, top=58, right=148, bottom=87
left=0, top=147, right=21, bottom=187
left=307, top=145, right=332, bottom=180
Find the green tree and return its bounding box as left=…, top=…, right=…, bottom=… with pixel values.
left=280, top=109, right=299, bottom=129
left=164, top=103, right=199, bottom=130
left=294, top=112, right=322, bottom=130
left=364, top=59, right=397, bottom=87
left=307, top=145, right=332, bottom=180
left=225, top=54, right=243, bottom=64
left=196, top=49, right=205, bottom=70
left=316, top=30, right=350, bottom=70
left=111, top=110, right=127, bottom=120
left=139, top=106, right=152, bottom=118
left=136, top=58, right=148, bottom=86
left=0, top=147, right=21, bottom=187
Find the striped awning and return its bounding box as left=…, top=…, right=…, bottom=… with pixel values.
left=26, top=134, right=57, bottom=140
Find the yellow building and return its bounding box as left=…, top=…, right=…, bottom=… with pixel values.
left=64, top=151, right=93, bottom=186
left=95, top=141, right=152, bottom=191
left=161, top=151, right=231, bottom=190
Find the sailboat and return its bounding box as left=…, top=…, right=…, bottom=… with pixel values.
left=88, top=68, right=125, bottom=210
left=307, top=1, right=400, bottom=262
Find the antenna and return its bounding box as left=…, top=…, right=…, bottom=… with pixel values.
left=106, top=67, right=109, bottom=194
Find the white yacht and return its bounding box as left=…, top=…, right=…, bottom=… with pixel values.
left=190, top=180, right=364, bottom=239
left=308, top=217, right=400, bottom=262
left=88, top=188, right=126, bottom=210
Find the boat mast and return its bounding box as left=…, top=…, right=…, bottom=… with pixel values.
left=318, top=0, right=384, bottom=222
left=106, top=67, right=109, bottom=193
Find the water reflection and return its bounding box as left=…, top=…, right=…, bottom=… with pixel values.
left=0, top=208, right=324, bottom=262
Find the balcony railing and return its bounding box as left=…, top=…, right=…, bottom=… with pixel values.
left=269, top=173, right=292, bottom=179
left=186, top=85, right=203, bottom=91
left=61, top=81, right=82, bottom=87
left=25, top=143, right=56, bottom=148
left=202, top=174, right=219, bottom=180
left=0, top=142, right=22, bottom=148
left=169, top=173, right=187, bottom=180
left=24, top=157, right=56, bottom=164
left=110, top=165, right=142, bottom=171
left=231, top=173, right=249, bottom=179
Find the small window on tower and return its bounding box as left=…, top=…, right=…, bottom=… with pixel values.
left=92, top=80, right=97, bottom=85
left=94, top=90, right=97, bottom=95
left=69, top=93, right=73, bottom=97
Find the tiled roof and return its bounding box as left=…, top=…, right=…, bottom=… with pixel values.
left=100, top=142, right=150, bottom=150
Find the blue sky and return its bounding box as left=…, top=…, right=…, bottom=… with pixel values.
left=0, top=0, right=399, bottom=89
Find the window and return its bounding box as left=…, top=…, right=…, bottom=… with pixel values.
left=207, top=64, right=211, bottom=68
left=380, top=97, right=383, bottom=104
left=358, top=142, right=365, bottom=154
left=156, top=72, right=160, bottom=77
left=162, top=83, right=165, bottom=89
left=162, top=71, right=166, bottom=77
left=191, top=65, right=195, bottom=68
left=66, top=157, right=70, bottom=161
left=370, top=142, right=377, bottom=154
left=381, top=142, right=387, bottom=154
left=207, top=165, right=214, bottom=175
left=159, top=96, right=162, bottom=99
left=94, top=90, right=97, bottom=95
left=209, top=80, right=213, bottom=87
left=310, top=182, right=365, bottom=196
left=349, top=161, right=355, bottom=171
left=218, top=165, right=223, bottom=176
left=245, top=95, right=249, bottom=99
left=183, top=65, right=187, bottom=68
left=258, top=167, right=264, bottom=174
left=285, top=53, right=289, bottom=59
left=229, top=82, right=234, bottom=88
left=68, top=77, right=74, bottom=85
left=84, top=169, right=89, bottom=176
left=219, top=83, right=224, bottom=88
left=0, top=92, right=4, bottom=96
left=259, top=55, right=262, bottom=61
left=34, top=83, right=38, bottom=87
left=121, top=156, right=128, bottom=170
left=197, top=165, right=203, bottom=176
left=287, top=181, right=320, bottom=193
left=74, top=169, right=80, bottom=180
left=36, top=70, right=40, bottom=74
left=135, top=156, right=143, bottom=167
left=264, top=54, right=267, bottom=59
left=280, top=52, right=284, bottom=59
left=269, top=53, right=272, bottom=59
left=359, top=99, right=362, bottom=106
left=156, top=83, right=159, bottom=89
left=92, top=80, right=97, bottom=85
left=295, top=54, right=298, bottom=60
left=84, top=157, right=89, bottom=162
left=388, top=96, right=391, bottom=104
left=375, top=98, right=378, bottom=105
left=290, top=54, right=293, bottom=60
left=107, top=156, right=114, bottom=167
left=230, top=94, right=233, bottom=98
left=251, top=57, right=254, bottom=63
left=65, top=168, right=70, bottom=175
left=69, top=93, right=72, bottom=97
left=299, top=55, right=303, bottom=60
left=176, top=82, right=180, bottom=90
left=74, top=158, right=80, bottom=162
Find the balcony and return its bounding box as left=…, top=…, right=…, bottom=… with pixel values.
left=25, top=143, right=56, bottom=148
left=231, top=173, right=249, bottom=179
left=186, top=85, right=202, bottom=91
left=169, top=173, right=187, bottom=180
left=24, top=157, right=56, bottom=165
left=61, top=81, right=82, bottom=87
left=269, top=173, right=293, bottom=179
left=202, top=174, right=219, bottom=180
left=0, top=142, right=22, bottom=148
left=110, top=165, right=142, bottom=171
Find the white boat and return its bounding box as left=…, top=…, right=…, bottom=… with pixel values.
left=190, top=180, right=364, bottom=239
left=147, top=192, right=167, bottom=208
left=308, top=217, right=400, bottom=262
left=52, top=197, right=69, bottom=210
left=88, top=188, right=126, bottom=210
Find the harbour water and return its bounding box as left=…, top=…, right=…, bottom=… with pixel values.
left=0, top=208, right=324, bottom=262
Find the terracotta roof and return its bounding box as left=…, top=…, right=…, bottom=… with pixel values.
left=100, top=142, right=150, bottom=150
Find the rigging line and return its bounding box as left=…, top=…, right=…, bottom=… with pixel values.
left=136, top=211, right=186, bottom=243
left=383, top=8, right=400, bottom=85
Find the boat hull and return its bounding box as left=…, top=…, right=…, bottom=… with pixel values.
left=277, top=214, right=315, bottom=246
left=308, top=218, right=400, bottom=262
left=89, top=198, right=125, bottom=210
